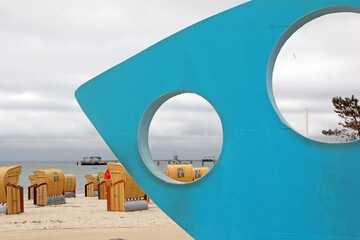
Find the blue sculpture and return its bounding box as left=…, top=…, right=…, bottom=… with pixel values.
left=76, top=1, right=360, bottom=239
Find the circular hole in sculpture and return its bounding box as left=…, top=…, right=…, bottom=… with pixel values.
left=272, top=12, right=360, bottom=143
left=144, top=92, right=223, bottom=183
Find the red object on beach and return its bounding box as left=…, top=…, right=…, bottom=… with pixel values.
left=104, top=169, right=111, bottom=180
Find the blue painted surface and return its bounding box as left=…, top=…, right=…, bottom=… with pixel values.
left=75, top=1, right=360, bottom=239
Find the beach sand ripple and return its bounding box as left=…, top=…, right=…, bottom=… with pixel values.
left=0, top=194, right=193, bottom=240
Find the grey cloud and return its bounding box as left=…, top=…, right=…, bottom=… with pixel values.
left=148, top=93, right=223, bottom=159
left=0, top=98, right=78, bottom=112
left=0, top=0, right=244, bottom=161
left=0, top=1, right=358, bottom=161
left=272, top=12, right=360, bottom=143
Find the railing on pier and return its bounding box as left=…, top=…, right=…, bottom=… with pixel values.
left=154, top=157, right=217, bottom=166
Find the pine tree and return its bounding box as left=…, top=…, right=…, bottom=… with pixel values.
left=322, top=95, right=360, bottom=142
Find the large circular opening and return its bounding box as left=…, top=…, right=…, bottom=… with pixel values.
left=270, top=10, right=360, bottom=143
left=138, top=92, right=223, bottom=184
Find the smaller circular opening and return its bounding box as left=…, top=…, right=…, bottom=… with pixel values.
left=138, top=91, right=223, bottom=184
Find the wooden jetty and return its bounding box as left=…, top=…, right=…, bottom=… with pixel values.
left=80, top=156, right=117, bottom=166
left=154, top=156, right=217, bottom=167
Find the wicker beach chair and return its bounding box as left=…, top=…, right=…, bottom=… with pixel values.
left=64, top=174, right=76, bottom=198
left=167, top=164, right=194, bottom=182
left=97, top=171, right=111, bottom=200
left=0, top=165, right=23, bottom=215
left=33, top=169, right=66, bottom=206
left=85, top=174, right=99, bottom=197
left=28, top=175, right=37, bottom=200
left=107, top=162, right=149, bottom=212
left=192, top=167, right=209, bottom=181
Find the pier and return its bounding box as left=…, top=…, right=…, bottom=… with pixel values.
left=154, top=156, right=217, bottom=166
left=80, top=156, right=118, bottom=165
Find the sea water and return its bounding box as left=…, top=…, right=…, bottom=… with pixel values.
left=0, top=160, right=107, bottom=195
left=0, top=160, right=215, bottom=195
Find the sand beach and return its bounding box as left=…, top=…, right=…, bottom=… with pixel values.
left=0, top=195, right=193, bottom=240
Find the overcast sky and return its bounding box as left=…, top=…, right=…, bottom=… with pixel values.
left=149, top=93, right=223, bottom=160
left=0, top=1, right=358, bottom=162
left=273, top=12, right=360, bottom=143
left=0, top=0, right=246, bottom=161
